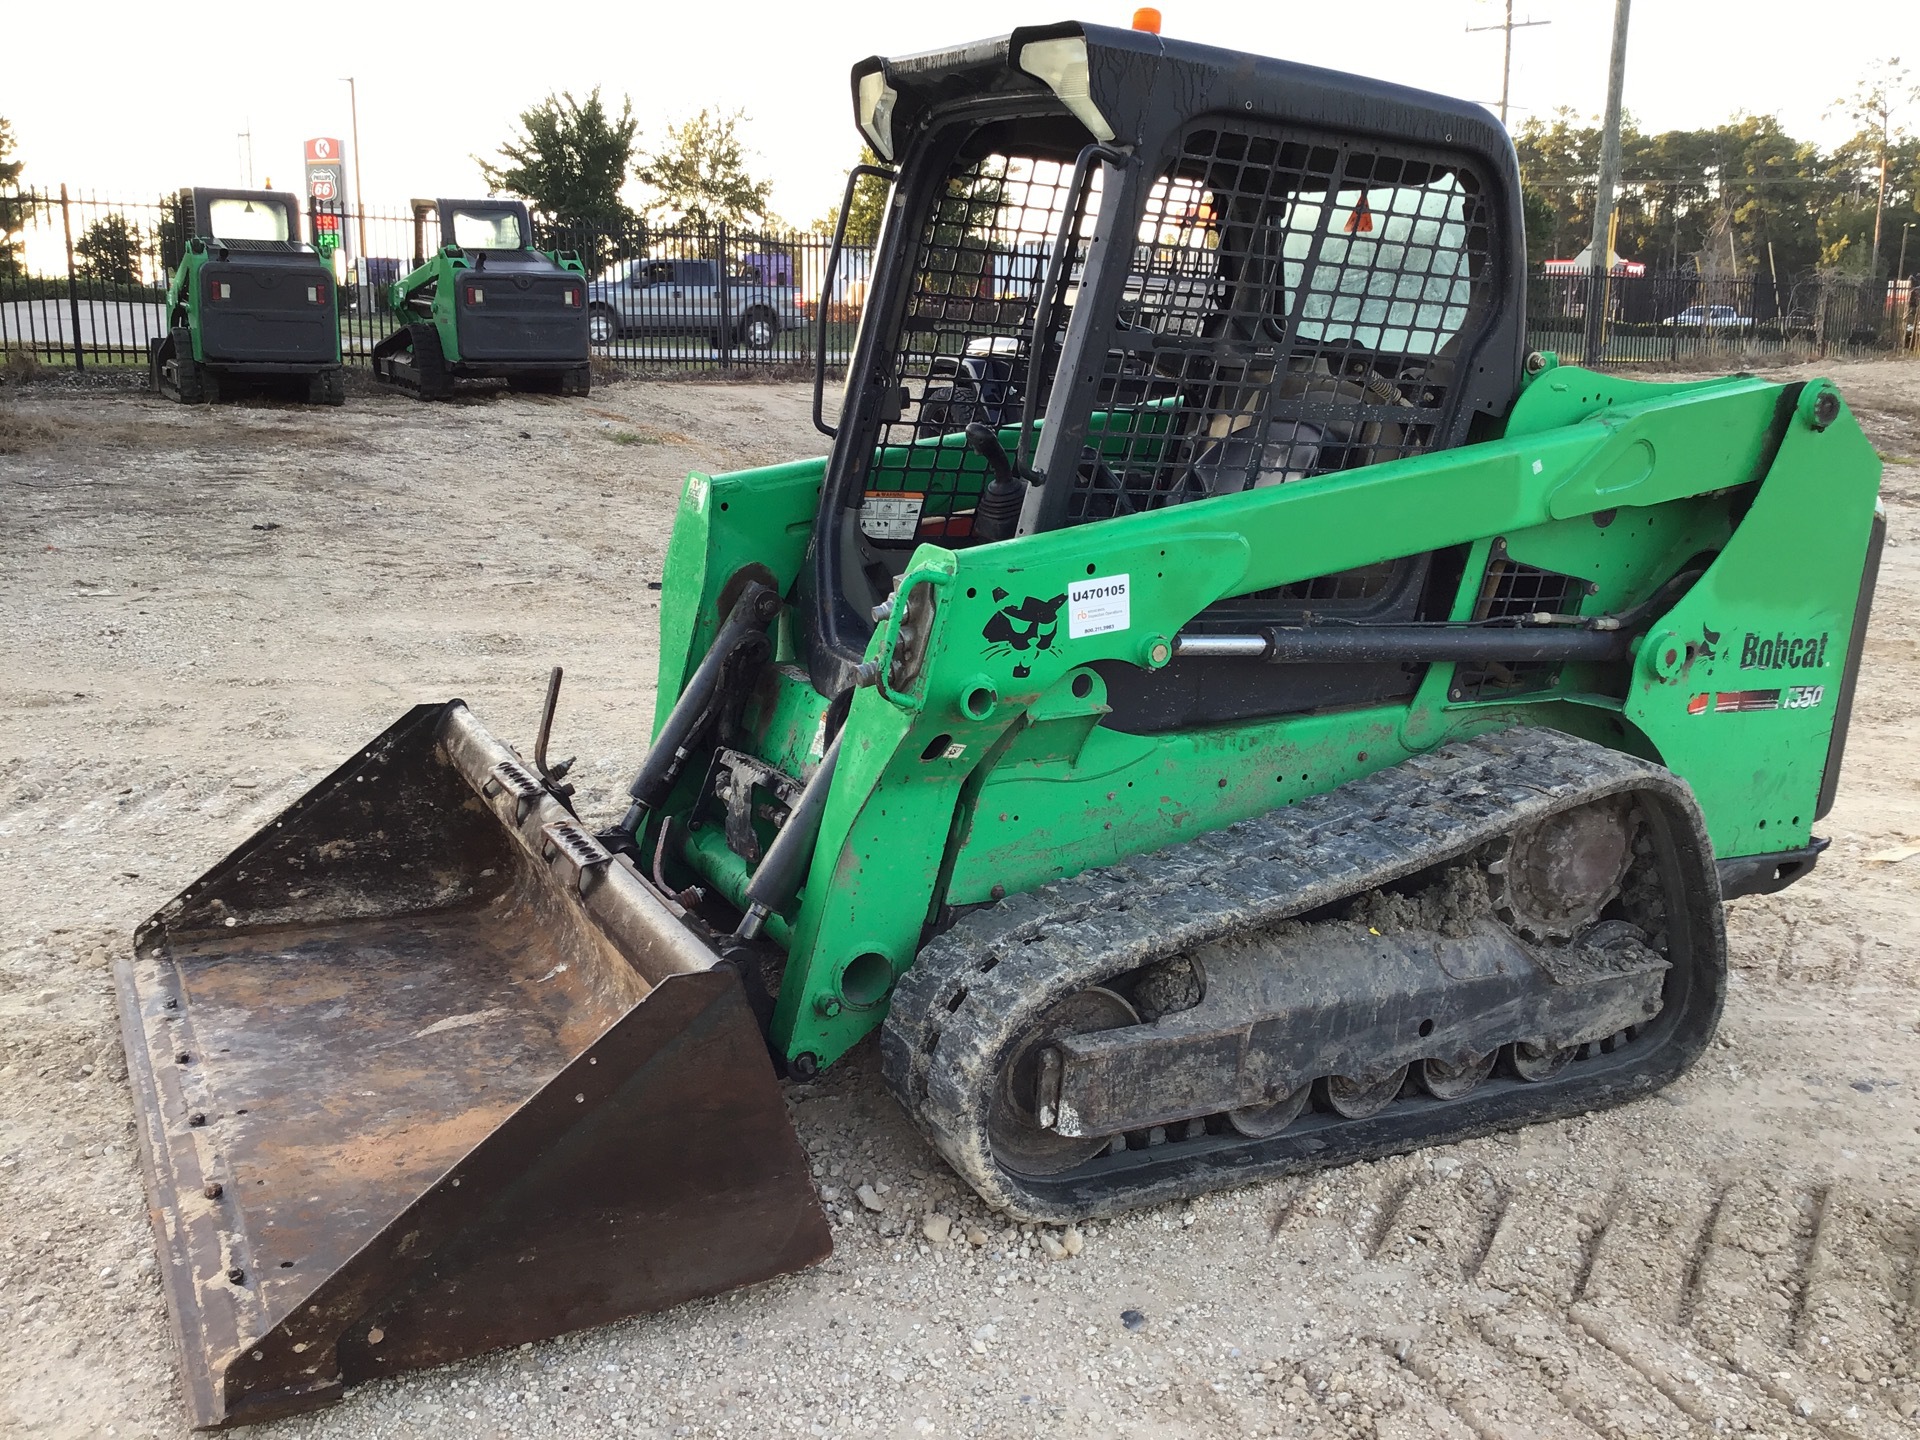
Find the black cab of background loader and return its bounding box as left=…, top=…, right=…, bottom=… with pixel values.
left=371, top=197, right=592, bottom=397
left=150, top=187, right=344, bottom=406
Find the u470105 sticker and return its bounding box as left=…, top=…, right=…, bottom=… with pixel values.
left=1068, top=574, right=1130, bottom=639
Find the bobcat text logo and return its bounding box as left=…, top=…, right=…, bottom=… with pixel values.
left=982, top=589, right=1067, bottom=679
left=1739, top=631, right=1830, bottom=670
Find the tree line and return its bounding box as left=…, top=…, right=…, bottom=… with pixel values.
left=1517, top=61, right=1919, bottom=279
left=4, top=59, right=1916, bottom=284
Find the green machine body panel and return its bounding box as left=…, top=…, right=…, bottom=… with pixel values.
left=651, top=366, right=1880, bottom=1070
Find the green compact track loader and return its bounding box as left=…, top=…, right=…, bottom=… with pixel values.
left=149, top=188, right=344, bottom=405
left=371, top=197, right=591, bottom=397
left=121, top=20, right=1883, bottom=1428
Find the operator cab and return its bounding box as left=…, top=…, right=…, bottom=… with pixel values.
left=805, top=21, right=1525, bottom=711
left=191, top=189, right=302, bottom=249
left=412, top=197, right=539, bottom=267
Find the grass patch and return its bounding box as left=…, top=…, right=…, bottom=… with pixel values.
left=599, top=423, right=690, bottom=447
left=0, top=410, right=65, bottom=454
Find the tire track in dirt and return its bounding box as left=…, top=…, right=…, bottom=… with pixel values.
left=1265, top=1156, right=1920, bottom=1438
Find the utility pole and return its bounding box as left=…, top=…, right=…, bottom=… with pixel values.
left=1584, top=0, right=1631, bottom=362
left=342, top=77, right=368, bottom=260
left=238, top=124, right=254, bottom=188
left=1467, top=0, right=1551, bottom=127
left=1870, top=142, right=1888, bottom=278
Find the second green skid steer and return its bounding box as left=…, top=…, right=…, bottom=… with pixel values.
left=120, top=17, right=1882, bottom=1429
left=372, top=197, right=591, bottom=397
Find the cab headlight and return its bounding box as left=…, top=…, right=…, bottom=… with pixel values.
left=1016, top=36, right=1115, bottom=143
left=856, top=68, right=900, bottom=161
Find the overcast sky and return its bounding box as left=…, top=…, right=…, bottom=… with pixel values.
left=6, top=0, right=1908, bottom=224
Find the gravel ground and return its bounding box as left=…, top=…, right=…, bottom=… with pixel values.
left=2, top=362, right=1918, bottom=1439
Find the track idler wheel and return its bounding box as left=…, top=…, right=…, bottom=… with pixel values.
left=1491, top=797, right=1635, bottom=941
left=988, top=987, right=1138, bottom=1176
left=1418, top=1051, right=1497, bottom=1099
left=1319, top=1066, right=1410, bottom=1120
left=1507, top=1040, right=1577, bottom=1082
left=1227, top=1085, right=1312, bottom=1138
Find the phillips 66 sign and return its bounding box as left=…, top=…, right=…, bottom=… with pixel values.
left=303, top=138, right=348, bottom=253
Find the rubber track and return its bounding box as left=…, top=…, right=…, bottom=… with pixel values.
left=881, top=725, right=1728, bottom=1221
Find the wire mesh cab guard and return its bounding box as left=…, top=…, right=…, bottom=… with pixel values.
left=802, top=22, right=1525, bottom=694
left=1049, top=121, right=1500, bottom=527
left=840, top=89, right=1510, bottom=574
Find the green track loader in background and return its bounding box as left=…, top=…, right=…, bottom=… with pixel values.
left=119, top=18, right=1883, bottom=1429
left=149, top=188, right=344, bottom=405
left=371, top=197, right=591, bottom=397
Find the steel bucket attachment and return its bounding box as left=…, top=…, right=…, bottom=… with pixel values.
left=116, top=702, right=829, bottom=1429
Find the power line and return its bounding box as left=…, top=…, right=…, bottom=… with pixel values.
left=1526, top=174, right=1887, bottom=187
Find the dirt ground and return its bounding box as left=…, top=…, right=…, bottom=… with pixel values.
left=1, top=360, right=1917, bottom=1440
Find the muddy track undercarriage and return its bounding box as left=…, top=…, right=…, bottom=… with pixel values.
left=882, top=727, right=1727, bottom=1221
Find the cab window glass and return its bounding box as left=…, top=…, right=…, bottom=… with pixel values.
left=206, top=198, right=290, bottom=242
left=1284, top=174, right=1475, bottom=356
left=451, top=210, right=523, bottom=250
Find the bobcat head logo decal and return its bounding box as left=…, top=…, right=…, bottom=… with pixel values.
left=982, top=588, right=1066, bottom=678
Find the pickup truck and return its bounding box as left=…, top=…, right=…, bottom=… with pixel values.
left=585, top=257, right=805, bottom=349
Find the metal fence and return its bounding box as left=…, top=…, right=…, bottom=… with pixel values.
left=0, top=188, right=870, bottom=374
left=1526, top=269, right=1918, bottom=366
left=0, top=188, right=179, bottom=369
left=1, top=184, right=1912, bottom=378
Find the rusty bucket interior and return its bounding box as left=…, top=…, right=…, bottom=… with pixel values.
left=116, top=701, right=829, bottom=1429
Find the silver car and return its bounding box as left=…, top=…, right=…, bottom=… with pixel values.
left=1660, top=304, right=1753, bottom=329
left=586, top=258, right=805, bottom=349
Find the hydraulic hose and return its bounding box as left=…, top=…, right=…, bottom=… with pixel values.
left=606, top=581, right=778, bottom=840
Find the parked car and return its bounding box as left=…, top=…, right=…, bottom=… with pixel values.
left=1659, top=304, right=1753, bottom=329
left=586, top=258, right=805, bottom=349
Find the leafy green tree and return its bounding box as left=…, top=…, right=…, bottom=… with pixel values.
left=1826, top=60, right=1917, bottom=275
left=1513, top=109, right=1603, bottom=260
left=75, top=212, right=142, bottom=284
left=635, top=109, right=774, bottom=228
left=0, top=117, right=33, bottom=277
left=813, top=148, right=890, bottom=246
left=1707, top=116, right=1824, bottom=276
left=1516, top=110, right=1837, bottom=282
left=478, top=88, right=640, bottom=229
left=1519, top=182, right=1558, bottom=265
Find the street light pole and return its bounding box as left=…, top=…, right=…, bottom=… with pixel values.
left=1899, top=221, right=1913, bottom=284
left=342, top=77, right=368, bottom=259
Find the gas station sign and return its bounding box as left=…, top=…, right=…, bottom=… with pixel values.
left=303, top=137, right=348, bottom=258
